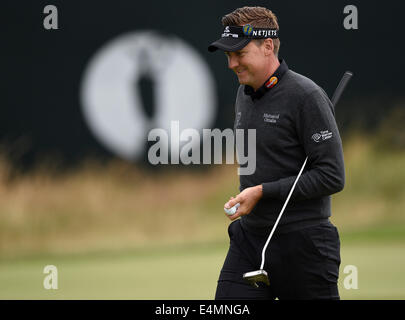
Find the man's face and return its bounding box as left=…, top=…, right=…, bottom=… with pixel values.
left=225, top=40, right=271, bottom=90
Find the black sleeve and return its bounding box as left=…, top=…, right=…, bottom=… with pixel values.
left=262, top=89, right=345, bottom=201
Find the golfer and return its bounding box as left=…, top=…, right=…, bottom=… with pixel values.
left=208, top=6, right=345, bottom=299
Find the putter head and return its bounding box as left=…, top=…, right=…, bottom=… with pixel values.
left=243, top=269, right=270, bottom=288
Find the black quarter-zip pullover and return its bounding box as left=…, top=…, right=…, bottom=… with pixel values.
left=235, top=59, right=345, bottom=235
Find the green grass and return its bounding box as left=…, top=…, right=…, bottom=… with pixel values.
left=1, top=239, right=404, bottom=300
left=339, top=242, right=405, bottom=299
left=0, top=130, right=404, bottom=299
left=0, top=242, right=226, bottom=300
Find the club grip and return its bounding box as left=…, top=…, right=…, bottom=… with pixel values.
left=331, top=71, right=353, bottom=107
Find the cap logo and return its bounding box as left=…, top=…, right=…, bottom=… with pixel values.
left=243, top=24, right=253, bottom=36
left=265, top=76, right=278, bottom=88
left=224, top=26, right=230, bottom=33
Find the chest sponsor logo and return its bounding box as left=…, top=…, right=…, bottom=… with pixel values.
left=263, top=113, right=279, bottom=123
left=312, top=130, right=333, bottom=143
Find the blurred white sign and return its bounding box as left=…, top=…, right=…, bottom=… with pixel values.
left=80, top=31, right=216, bottom=161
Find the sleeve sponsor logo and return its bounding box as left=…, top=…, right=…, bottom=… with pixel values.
left=312, top=130, right=333, bottom=143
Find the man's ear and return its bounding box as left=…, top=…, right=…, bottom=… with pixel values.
left=264, top=39, right=274, bottom=56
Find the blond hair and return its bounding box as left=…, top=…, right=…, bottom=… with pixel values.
left=222, top=6, right=280, bottom=56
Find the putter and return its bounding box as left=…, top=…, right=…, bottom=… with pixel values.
left=243, top=71, right=353, bottom=288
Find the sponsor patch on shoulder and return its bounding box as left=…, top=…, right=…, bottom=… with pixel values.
left=312, top=130, right=333, bottom=143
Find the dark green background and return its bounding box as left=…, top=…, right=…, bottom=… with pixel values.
left=1, top=0, right=403, bottom=167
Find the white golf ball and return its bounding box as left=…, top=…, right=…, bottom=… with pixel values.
left=224, top=203, right=240, bottom=215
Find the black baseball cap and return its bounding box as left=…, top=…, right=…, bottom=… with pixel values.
left=208, top=25, right=279, bottom=52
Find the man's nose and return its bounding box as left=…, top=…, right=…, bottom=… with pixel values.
left=228, top=55, right=238, bottom=69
